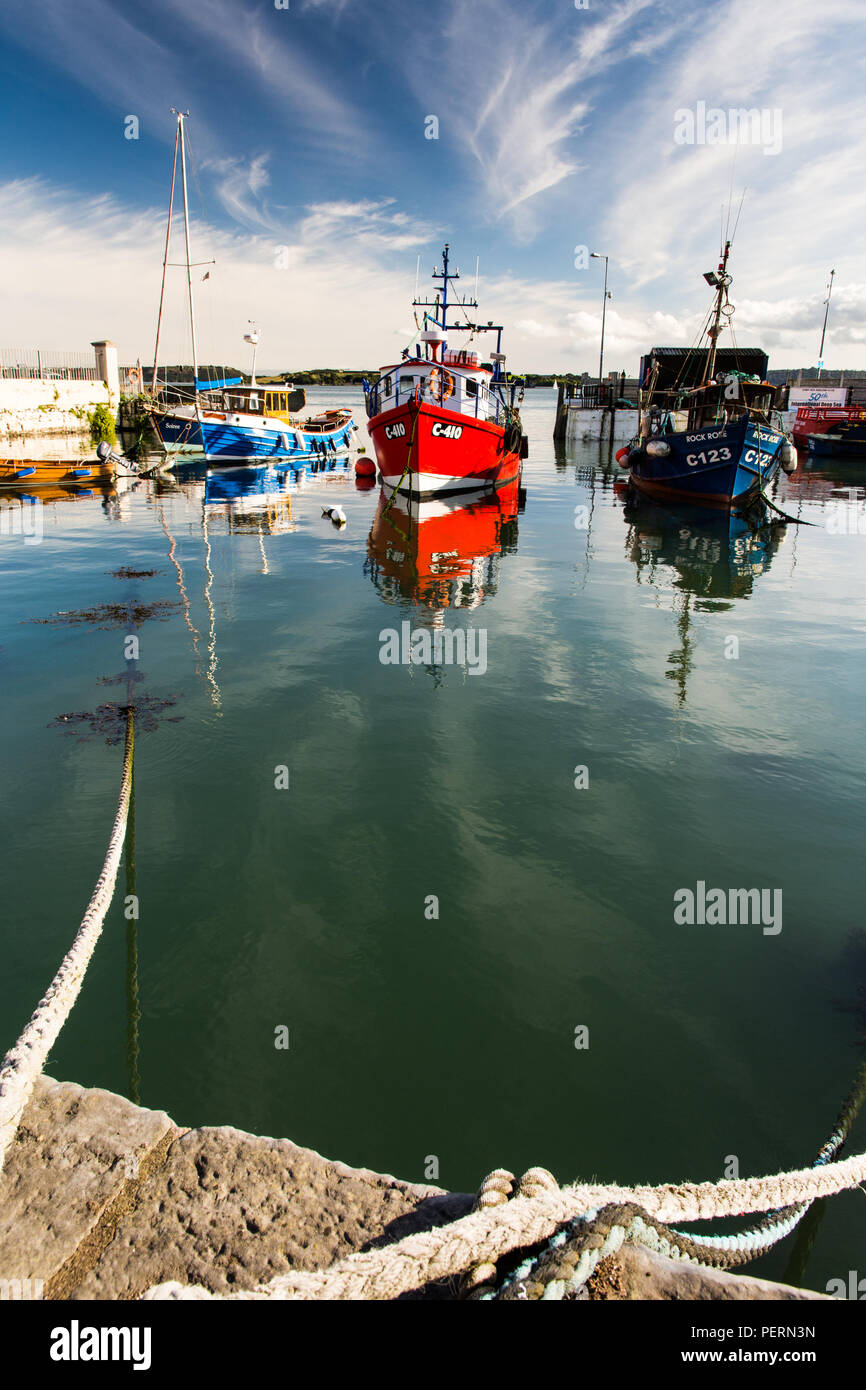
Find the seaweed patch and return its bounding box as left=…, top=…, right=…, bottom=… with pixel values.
left=32, top=599, right=181, bottom=629
left=50, top=695, right=182, bottom=744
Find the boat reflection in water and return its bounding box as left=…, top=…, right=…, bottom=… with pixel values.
left=620, top=490, right=787, bottom=706
left=204, top=465, right=299, bottom=535
left=365, top=473, right=523, bottom=613
left=202, top=456, right=353, bottom=534
left=0, top=481, right=125, bottom=536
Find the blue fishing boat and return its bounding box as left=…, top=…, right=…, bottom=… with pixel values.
left=150, top=376, right=240, bottom=453
left=622, top=239, right=796, bottom=508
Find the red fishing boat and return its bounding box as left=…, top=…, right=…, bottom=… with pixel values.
left=792, top=404, right=866, bottom=451
left=364, top=245, right=527, bottom=497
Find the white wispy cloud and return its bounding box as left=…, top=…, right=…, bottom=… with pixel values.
left=178, top=0, right=366, bottom=151
left=599, top=0, right=866, bottom=296
left=3, top=168, right=862, bottom=372
left=0, top=0, right=370, bottom=170
left=209, top=156, right=279, bottom=232
left=400, top=0, right=660, bottom=233
left=0, top=179, right=436, bottom=369
left=0, top=0, right=190, bottom=147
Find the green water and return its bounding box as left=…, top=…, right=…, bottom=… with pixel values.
left=2, top=387, right=865, bottom=1294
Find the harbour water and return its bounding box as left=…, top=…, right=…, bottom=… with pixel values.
left=1, top=387, right=865, bottom=1293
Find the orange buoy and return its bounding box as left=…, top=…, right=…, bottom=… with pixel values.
left=355, top=458, right=376, bottom=477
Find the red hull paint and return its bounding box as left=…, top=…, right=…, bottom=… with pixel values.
left=368, top=399, right=520, bottom=496
left=792, top=406, right=866, bottom=450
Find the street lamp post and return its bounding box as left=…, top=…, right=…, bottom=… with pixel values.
left=590, top=252, right=611, bottom=392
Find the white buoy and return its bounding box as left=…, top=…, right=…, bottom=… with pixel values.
left=779, top=440, right=797, bottom=473
left=322, top=506, right=346, bottom=527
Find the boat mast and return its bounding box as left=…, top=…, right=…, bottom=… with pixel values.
left=414, top=245, right=461, bottom=357
left=173, top=108, right=199, bottom=391
left=440, top=243, right=450, bottom=330
left=152, top=117, right=180, bottom=396
left=817, top=268, right=835, bottom=378
left=705, top=238, right=731, bottom=384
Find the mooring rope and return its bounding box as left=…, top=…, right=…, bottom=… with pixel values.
left=661, top=1054, right=866, bottom=1264
left=380, top=393, right=422, bottom=520
left=142, top=1143, right=866, bottom=1301
left=142, top=1042, right=866, bottom=1302
left=758, top=486, right=818, bottom=526
left=0, top=707, right=134, bottom=1174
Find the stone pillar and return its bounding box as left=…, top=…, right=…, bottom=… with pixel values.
left=91, top=340, right=120, bottom=405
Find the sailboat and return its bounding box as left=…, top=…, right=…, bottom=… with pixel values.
left=365, top=245, right=527, bottom=497
left=148, top=111, right=357, bottom=465
left=622, top=239, right=796, bottom=508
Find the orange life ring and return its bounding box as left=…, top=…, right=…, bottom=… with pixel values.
left=427, top=366, right=454, bottom=404
left=126, top=367, right=143, bottom=389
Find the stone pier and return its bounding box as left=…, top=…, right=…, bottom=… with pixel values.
left=0, top=1077, right=828, bottom=1302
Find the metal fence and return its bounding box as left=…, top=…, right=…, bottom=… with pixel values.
left=0, top=348, right=100, bottom=381
left=562, top=378, right=640, bottom=409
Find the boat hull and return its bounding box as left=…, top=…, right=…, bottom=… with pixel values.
left=198, top=413, right=354, bottom=463
left=150, top=409, right=203, bottom=453
left=629, top=420, right=785, bottom=508
left=368, top=400, right=521, bottom=496
left=807, top=432, right=866, bottom=460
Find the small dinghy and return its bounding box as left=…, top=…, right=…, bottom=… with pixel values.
left=0, top=452, right=118, bottom=489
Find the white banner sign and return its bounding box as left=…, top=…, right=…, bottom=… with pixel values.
left=788, top=387, right=848, bottom=407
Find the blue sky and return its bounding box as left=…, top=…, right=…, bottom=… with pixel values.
left=0, top=0, right=864, bottom=371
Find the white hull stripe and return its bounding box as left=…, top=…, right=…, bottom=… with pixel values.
left=380, top=471, right=493, bottom=492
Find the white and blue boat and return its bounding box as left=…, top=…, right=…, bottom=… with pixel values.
left=622, top=239, right=796, bottom=509
left=195, top=385, right=354, bottom=463
left=150, top=374, right=243, bottom=454
left=147, top=111, right=357, bottom=466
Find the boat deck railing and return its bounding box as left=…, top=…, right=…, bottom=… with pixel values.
left=366, top=366, right=521, bottom=424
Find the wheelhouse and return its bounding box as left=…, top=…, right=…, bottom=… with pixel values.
left=639, top=347, right=780, bottom=436
left=198, top=384, right=306, bottom=421
left=367, top=354, right=523, bottom=425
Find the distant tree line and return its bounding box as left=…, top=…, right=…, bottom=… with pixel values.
left=145, top=364, right=866, bottom=388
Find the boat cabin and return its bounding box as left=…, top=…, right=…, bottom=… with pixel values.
left=199, top=383, right=306, bottom=420
left=639, top=347, right=778, bottom=433
left=368, top=351, right=522, bottom=425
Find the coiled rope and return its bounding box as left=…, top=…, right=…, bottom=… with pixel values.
left=0, top=707, right=134, bottom=1174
